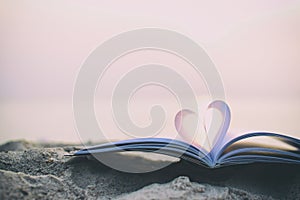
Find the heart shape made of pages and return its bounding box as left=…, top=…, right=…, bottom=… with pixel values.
left=175, top=100, right=231, bottom=153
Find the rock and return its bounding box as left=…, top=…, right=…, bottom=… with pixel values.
left=0, top=140, right=36, bottom=152
left=116, top=176, right=269, bottom=200
left=0, top=170, right=76, bottom=199
left=0, top=140, right=286, bottom=199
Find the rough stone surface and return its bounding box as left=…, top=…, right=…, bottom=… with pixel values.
left=116, top=176, right=269, bottom=200
left=0, top=141, right=296, bottom=199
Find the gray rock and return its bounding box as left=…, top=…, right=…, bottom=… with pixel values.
left=0, top=140, right=36, bottom=152
left=0, top=141, right=279, bottom=199
left=116, top=176, right=269, bottom=200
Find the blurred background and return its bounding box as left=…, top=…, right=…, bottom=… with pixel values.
left=1, top=0, right=300, bottom=144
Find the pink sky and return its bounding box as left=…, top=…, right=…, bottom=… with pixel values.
left=1, top=1, right=300, bottom=143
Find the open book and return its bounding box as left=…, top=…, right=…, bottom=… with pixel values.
left=74, top=101, right=300, bottom=168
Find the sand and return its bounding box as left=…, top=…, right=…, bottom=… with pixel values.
left=0, top=140, right=299, bottom=199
